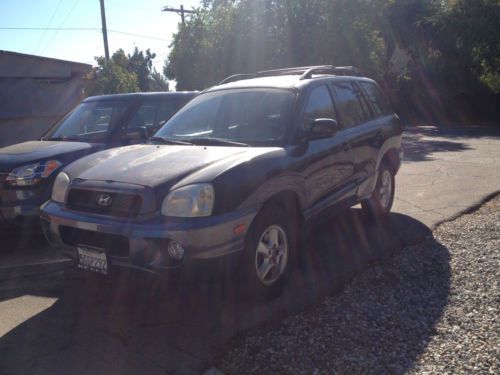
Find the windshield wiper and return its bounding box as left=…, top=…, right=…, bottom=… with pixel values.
left=187, top=137, right=249, bottom=147
left=148, top=136, right=193, bottom=145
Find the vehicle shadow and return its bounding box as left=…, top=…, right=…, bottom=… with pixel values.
left=0, top=209, right=449, bottom=375
left=402, top=124, right=500, bottom=163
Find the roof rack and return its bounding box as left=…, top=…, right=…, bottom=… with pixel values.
left=219, top=73, right=257, bottom=85
left=218, top=65, right=361, bottom=85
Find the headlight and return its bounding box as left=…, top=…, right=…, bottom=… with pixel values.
left=161, top=183, right=214, bottom=217
left=6, top=160, right=62, bottom=187
left=51, top=172, right=70, bottom=203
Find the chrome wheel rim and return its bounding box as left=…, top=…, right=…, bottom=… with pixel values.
left=254, top=225, right=288, bottom=286
left=379, top=169, right=392, bottom=209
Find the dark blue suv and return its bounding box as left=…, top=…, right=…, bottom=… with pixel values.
left=41, top=66, right=402, bottom=298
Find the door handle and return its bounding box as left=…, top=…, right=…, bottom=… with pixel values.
left=342, top=142, right=351, bottom=152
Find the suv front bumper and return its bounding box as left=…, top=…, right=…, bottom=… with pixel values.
left=40, top=201, right=258, bottom=274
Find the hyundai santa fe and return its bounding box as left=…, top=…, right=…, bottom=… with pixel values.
left=40, top=66, right=403, bottom=297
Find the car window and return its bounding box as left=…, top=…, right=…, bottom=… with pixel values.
left=156, top=89, right=295, bottom=145
left=331, top=82, right=367, bottom=128
left=127, top=104, right=156, bottom=129
left=156, top=102, right=178, bottom=127
left=359, top=81, right=390, bottom=117
left=46, top=101, right=127, bottom=141
left=303, top=85, right=337, bottom=131
left=163, top=95, right=223, bottom=137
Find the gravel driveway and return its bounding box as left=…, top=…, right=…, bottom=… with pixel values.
left=214, top=195, right=500, bottom=374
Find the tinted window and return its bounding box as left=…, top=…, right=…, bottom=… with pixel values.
left=127, top=104, right=156, bottom=129
left=331, top=82, right=367, bottom=128
left=157, top=102, right=178, bottom=127
left=156, top=89, right=295, bottom=145
left=303, top=85, right=337, bottom=130
left=46, top=101, right=127, bottom=141
left=360, top=81, right=390, bottom=117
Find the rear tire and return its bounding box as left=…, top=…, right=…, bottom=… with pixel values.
left=361, top=163, right=395, bottom=217
left=242, top=203, right=299, bottom=300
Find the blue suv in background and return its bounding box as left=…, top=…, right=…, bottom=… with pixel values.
left=0, top=91, right=195, bottom=229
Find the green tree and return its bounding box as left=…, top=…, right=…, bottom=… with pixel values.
left=87, top=48, right=169, bottom=96
left=85, top=56, right=139, bottom=96
left=164, top=0, right=500, bottom=121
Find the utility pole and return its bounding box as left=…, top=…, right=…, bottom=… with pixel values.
left=99, top=0, right=110, bottom=60
left=161, top=5, right=196, bottom=24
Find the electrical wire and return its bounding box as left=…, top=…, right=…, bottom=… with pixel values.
left=0, top=27, right=172, bottom=42
left=33, top=0, right=64, bottom=54
left=40, top=0, right=81, bottom=54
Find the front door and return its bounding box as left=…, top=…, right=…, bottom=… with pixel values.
left=298, top=84, right=356, bottom=216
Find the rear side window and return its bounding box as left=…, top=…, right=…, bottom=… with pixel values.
left=331, top=82, right=367, bottom=128
left=359, top=81, right=390, bottom=117
left=303, top=85, right=337, bottom=130
left=128, top=104, right=156, bottom=129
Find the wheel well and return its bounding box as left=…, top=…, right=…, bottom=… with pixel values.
left=261, top=191, right=303, bottom=222
left=381, top=148, right=400, bottom=174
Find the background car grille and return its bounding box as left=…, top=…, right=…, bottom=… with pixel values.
left=66, top=189, right=142, bottom=217
left=59, top=226, right=129, bottom=257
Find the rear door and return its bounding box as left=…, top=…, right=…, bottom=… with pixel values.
left=330, top=80, right=379, bottom=197
left=355, top=80, right=401, bottom=197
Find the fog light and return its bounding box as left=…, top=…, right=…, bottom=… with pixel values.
left=167, top=240, right=185, bottom=261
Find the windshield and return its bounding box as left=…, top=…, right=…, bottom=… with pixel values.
left=44, top=101, right=128, bottom=141
left=154, top=89, right=296, bottom=146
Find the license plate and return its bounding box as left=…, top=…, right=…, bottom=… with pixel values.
left=77, top=245, right=108, bottom=275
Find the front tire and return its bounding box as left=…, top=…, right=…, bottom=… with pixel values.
left=243, top=204, right=298, bottom=300
left=362, top=163, right=395, bottom=217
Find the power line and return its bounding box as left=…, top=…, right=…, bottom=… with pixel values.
left=33, top=0, right=64, bottom=54
left=107, top=30, right=171, bottom=42
left=0, top=27, right=171, bottom=42
left=40, top=0, right=81, bottom=54
left=0, top=27, right=98, bottom=31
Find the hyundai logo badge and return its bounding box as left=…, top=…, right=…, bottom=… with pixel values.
left=96, top=193, right=112, bottom=207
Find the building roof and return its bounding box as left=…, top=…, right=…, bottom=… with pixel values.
left=0, top=50, right=92, bottom=79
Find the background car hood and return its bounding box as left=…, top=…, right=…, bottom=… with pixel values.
left=67, top=144, right=278, bottom=189
left=0, top=141, right=97, bottom=173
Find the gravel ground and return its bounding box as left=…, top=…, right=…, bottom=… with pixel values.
left=214, top=196, right=500, bottom=374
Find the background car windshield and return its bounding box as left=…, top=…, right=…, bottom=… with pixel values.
left=155, top=89, right=295, bottom=145
left=46, top=101, right=127, bottom=141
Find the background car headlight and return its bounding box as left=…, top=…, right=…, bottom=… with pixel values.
left=6, top=160, right=62, bottom=187
left=161, top=183, right=215, bottom=217
left=51, top=172, right=70, bottom=203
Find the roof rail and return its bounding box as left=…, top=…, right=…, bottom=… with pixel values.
left=219, top=73, right=257, bottom=85
left=218, top=65, right=361, bottom=85
left=299, top=65, right=361, bottom=79
left=257, top=66, right=321, bottom=76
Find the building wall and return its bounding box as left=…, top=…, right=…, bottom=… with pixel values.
left=0, top=51, right=91, bottom=147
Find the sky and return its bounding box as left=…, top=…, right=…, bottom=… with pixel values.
left=0, top=0, right=201, bottom=73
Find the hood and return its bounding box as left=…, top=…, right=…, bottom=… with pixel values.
left=0, top=141, right=100, bottom=172
left=66, top=144, right=278, bottom=189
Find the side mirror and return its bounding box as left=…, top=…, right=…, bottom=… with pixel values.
left=307, top=118, right=339, bottom=140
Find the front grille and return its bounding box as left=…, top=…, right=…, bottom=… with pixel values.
left=59, top=226, right=129, bottom=257
left=66, top=189, right=142, bottom=217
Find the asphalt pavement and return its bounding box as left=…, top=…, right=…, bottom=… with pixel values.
left=0, top=125, right=499, bottom=374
